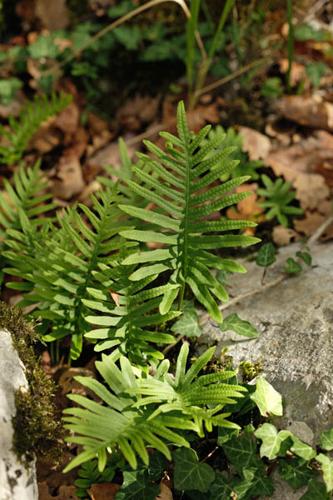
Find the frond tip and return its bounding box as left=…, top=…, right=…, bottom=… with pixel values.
left=120, top=100, right=260, bottom=322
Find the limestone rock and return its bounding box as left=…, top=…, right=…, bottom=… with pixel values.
left=200, top=242, right=333, bottom=438
left=0, top=329, right=38, bottom=500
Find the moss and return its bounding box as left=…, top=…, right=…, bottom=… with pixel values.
left=239, top=360, right=262, bottom=382
left=0, top=301, right=63, bottom=465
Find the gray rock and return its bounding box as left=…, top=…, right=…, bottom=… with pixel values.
left=0, top=329, right=38, bottom=500
left=200, top=242, right=333, bottom=438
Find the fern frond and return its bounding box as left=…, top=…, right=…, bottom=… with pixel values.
left=119, top=101, right=260, bottom=322
left=0, top=161, right=55, bottom=241
left=84, top=269, right=180, bottom=364
left=8, top=188, right=134, bottom=360
left=63, top=343, right=246, bottom=472
left=0, top=92, right=72, bottom=165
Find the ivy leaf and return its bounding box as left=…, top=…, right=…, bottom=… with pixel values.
left=233, top=468, right=256, bottom=499
left=256, top=243, right=276, bottom=268
left=320, top=428, right=333, bottom=451
left=296, top=251, right=312, bottom=266
left=316, top=454, right=333, bottom=492
left=220, top=313, right=260, bottom=339
left=279, top=458, right=314, bottom=489
left=250, top=377, right=283, bottom=416
left=147, top=452, right=167, bottom=481
left=173, top=448, right=215, bottom=492
left=208, top=472, right=234, bottom=499
left=223, top=430, right=260, bottom=473
left=171, top=302, right=201, bottom=338
left=115, top=471, right=159, bottom=500
left=255, top=423, right=291, bottom=460
left=300, top=479, right=330, bottom=500
left=291, top=436, right=316, bottom=461
left=285, top=257, right=302, bottom=275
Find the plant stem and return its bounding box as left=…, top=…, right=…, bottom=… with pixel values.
left=286, top=0, right=294, bottom=91
left=186, top=0, right=202, bottom=95
left=190, top=0, right=235, bottom=108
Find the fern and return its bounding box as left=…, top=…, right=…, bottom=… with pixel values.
left=0, top=161, right=54, bottom=241
left=0, top=92, right=72, bottom=165
left=63, top=342, right=246, bottom=472
left=258, top=174, right=303, bottom=227
left=6, top=189, right=133, bottom=359
left=84, top=270, right=180, bottom=364
left=119, top=101, right=260, bottom=323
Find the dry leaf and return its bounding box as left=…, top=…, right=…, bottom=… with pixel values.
left=293, top=173, right=330, bottom=210
left=276, top=95, right=333, bottom=131
left=279, top=59, right=306, bottom=86
left=273, top=225, right=298, bottom=246
left=186, top=103, right=220, bottom=131
left=226, top=184, right=265, bottom=234
left=38, top=482, right=78, bottom=500
left=51, top=152, right=85, bottom=199
left=117, top=95, right=160, bottom=131
left=58, top=367, right=95, bottom=396
left=54, top=102, right=80, bottom=135
left=294, top=211, right=326, bottom=236
left=35, top=0, right=69, bottom=30
left=266, top=130, right=333, bottom=182
left=156, top=481, right=173, bottom=500
left=88, top=483, right=120, bottom=500
left=238, top=127, right=271, bottom=161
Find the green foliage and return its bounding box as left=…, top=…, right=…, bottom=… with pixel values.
left=63, top=342, right=246, bottom=472
left=75, top=458, right=119, bottom=497
left=220, top=313, right=259, bottom=339
left=261, top=77, right=283, bottom=98
left=119, top=101, right=259, bottom=323
left=206, top=125, right=263, bottom=180
left=0, top=77, right=22, bottom=104
left=258, top=174, right=303, bottom=227
left=173, top=447, right=215, bottom=492
left=250, top=377, right=283, bottom=417
left=0, top=92, right=72, bottom=165
left=0, top=161, right=54, bottom=243
left=256, top=242, right=276, bottom=268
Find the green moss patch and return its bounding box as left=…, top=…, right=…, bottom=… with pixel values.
left=0, top=301, right=63, bottom=464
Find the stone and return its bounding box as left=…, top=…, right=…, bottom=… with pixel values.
left=200, top=242, right=333, bottom=438
left=0, top=329, right=38, bottom=500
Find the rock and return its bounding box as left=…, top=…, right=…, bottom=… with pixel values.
left=0, top=329, right=38, bottom=500
left=200, top=242, right=333, bottom=439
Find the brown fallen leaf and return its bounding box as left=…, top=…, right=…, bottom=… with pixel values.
left=186, top=103, right=220, bottom=132
left=293, top=173, right=330, bottom=211
left=279, top=59, right=307, bottom=87
left=117, top=95, right=160, bottom=131
left=226, top=184, right=265, bottom=234
left=266, top=130, right=333, bottom=182
left=294, top=211, right=326, bottom=237
left=273, top=225, right=299, bottom=246
left=35, top=0, right=69, bottom=30
left=156, top=481, right=173, bottom=500
left=88, top=483, right=120, bottom=500
left=51, top=151, right=85, bottom=199
left=276, top=95, right=333, bottom=131
left=38, top=482, right=78, bottom=500
left=238, top=127, right=271, bottom=161
left=54, top=102, right=80, bottom=136
left=58, top=367, right=95, bottom=396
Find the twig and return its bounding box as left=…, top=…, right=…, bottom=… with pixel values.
left=193, top=57, right=269, bottom=98
left=163, top=334, right=183, bottom=355
left=308, top=214, right=333, bottom=246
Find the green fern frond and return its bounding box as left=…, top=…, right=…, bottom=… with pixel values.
left=63, top=343, right=246, bottom=472
left=0, top=161, right=55, bottom=241
left=84, top=270, right=180, bottom=364
left=119, top=101, right=260, bottom=322
left=0, top=92, right=72, bottom=165
left=7, top=188, right=133, bottom=360
left=258, top=174, right=303, bottom=227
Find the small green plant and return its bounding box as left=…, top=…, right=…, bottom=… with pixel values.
left=258, top=174, right=303, bottom=227
left=75, top=457, right=120, bottom=497
left=63, top=343, right=247, bottom=471
left=0, top=92, right=72, bottom=165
